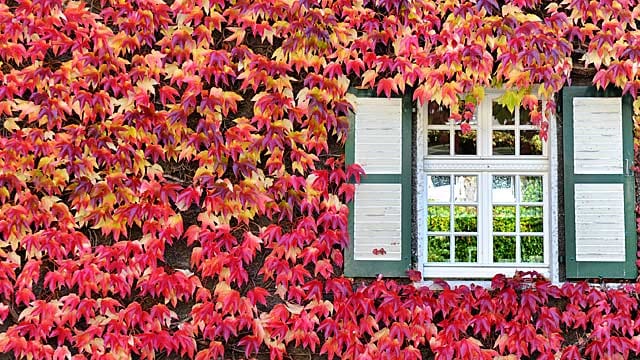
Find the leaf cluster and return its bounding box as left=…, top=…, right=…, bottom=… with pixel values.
left=1, top=0, right=640, bottom=359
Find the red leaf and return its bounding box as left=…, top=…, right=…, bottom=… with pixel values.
left=376, top=78, right=398, bottom=97
left=247, top=287, right=269, bottom=306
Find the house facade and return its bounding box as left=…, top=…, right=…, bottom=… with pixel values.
left=344, top=86, right=637, bottom=282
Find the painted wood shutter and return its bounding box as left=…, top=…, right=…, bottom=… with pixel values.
left=563, top=86, right=637, bottom=279
left=344, top=91, right=412, bottom=277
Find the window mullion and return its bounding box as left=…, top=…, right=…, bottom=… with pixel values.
left=480, top=99, right=491, bottom=264
left=449, top=175, right=455, bottom=262
left=515, top=106, right=521, bottom=156
left=481, top=172, right=491, bottom=264
left=481, top=96, right=490, bottom=157
left=449, top=123, right=454, bottom=156
left=515, top=176, right=522, bottom=263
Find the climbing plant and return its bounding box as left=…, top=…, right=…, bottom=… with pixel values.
left=2, top=0, right=640, bottom=359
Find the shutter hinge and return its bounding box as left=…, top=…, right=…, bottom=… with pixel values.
left=558, top=255, right=565, bottom=264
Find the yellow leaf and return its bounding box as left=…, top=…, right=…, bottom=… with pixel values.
left=137, top=78, right=158, bottom=95
left=3, top=117, right=20, bottom=132
left=361, top=69, right=377, bottom=88
left=284, top=302, right=304, bottom=315
left=501, top=4, right=521, bottom=16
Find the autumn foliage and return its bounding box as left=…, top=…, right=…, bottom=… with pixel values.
left=2, top=0, right=640, bottom=359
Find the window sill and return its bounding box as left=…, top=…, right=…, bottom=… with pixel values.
left=421, top=264, right=550, bottom=279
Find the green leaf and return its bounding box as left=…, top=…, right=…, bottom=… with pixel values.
left=496, top=89, right=526, bottom=114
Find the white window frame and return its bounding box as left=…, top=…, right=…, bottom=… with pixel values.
left=416, top=90, right=560, bottom=281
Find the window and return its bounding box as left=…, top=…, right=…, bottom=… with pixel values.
left=344, top=86, right=636, bottom=281
left=422, top=91, right=551, bottom=278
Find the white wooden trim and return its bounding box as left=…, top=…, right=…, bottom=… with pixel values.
left=421, top=265, right=551, bottom=279
left=549, top=112, right=559, bottom=283
left=416, top=103, right=427, bottom=273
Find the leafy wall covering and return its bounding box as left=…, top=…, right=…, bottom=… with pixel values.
left=2, top=0, right=640, bottom=358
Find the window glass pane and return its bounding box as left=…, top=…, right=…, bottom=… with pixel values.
left=459, top=100, right=479, bottom=125
left=522, top=236, right=544, bottom=263
left=492, top=102, right=515, bottom=125
left=520, top=130, right=543, bottom=155
left=428, top=102, right=450, bottom=125
left=454, top=206, right=477, bottom=232
left=493, top=206, right=516, bottom=232
left=521, top=176, right=543, bottom=202
left=492, top=176, right=516, bottom=202
left=428, top=175, right=451, bottom=202
left=493, top=236, right=516, bottom=262
left=454, top=175, right=477, bottom=202
left=520, top=206, right=543, bottom=232
left=428, top=130, right=450, bottom=155
left=519, top=102, right=541, bottom=125
left=455, top=236, right=477, bottom=262
left=428, top=236, right=450, bottom=262
left=468, top=112, right=479, bottom=125
left=454, top=130, right=476, bottom=155
left=427, top=206, right=450, bottom=232
left=492, top=130, right=515, bottom=155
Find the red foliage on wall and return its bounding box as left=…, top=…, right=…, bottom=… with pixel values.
left=1, top=0, right=640, bottom=358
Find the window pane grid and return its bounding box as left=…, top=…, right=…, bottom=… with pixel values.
left=427, top=174, right=479, bottom=263
left=427, top=173, right=545, bottom=265
left=424, top=94, right=548, bottom=272
left=491, top=175, right=544, bottom=264
left=490, top=101, right=544, bottom=156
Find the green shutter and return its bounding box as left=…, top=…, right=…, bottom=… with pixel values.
left=563, top=86, right=637, bottom=279
left=344, top=89, right=412, bottom=277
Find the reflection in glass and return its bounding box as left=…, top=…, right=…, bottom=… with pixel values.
left=492, top=102, right=515, bottom=125
left=522, top=236, right=544, bottom=263
left=519, top=102, right=541, bottom=125
left=469, top=111, right=479, bottom=125
left=492, top=130, right=516, bottom=155
left=460, top=100, right=479, bottom=125
left=428, top=130, right=450, bottom=155
left=454, top=206, right=477, bottom=232
left=493, top=206, right=516, bottom=232
left=454, top=130, right=477, bottom=155
left=454, top=175, right=477, bottom=202
left=520, top=206, right=543, bottom=232
left=455, top=236, right=477, bottom=262
left=493, top=236, right=516, bottom=262
left=428, top=236, right=450, bottom=262
left=492, top=176, right=516, bottom=202
left=428, top=175, right=451, bottom=202
left=428, top=102, right=451, bottom=125
left=428, top=206, right=450, bottom=232
left=521, top=176, right=543, bottom=202
left=520, top=130, right=543, bottom=155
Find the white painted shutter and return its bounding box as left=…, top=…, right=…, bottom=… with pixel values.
left=345, top=93, right=411, bottom=277
left=572, top=98, right=623, bottom=174
left=354, top=98, right=403, bottom=175
left=573, top=183, right=625, bottom=262
left=563, top=88, right=636, bottom=279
